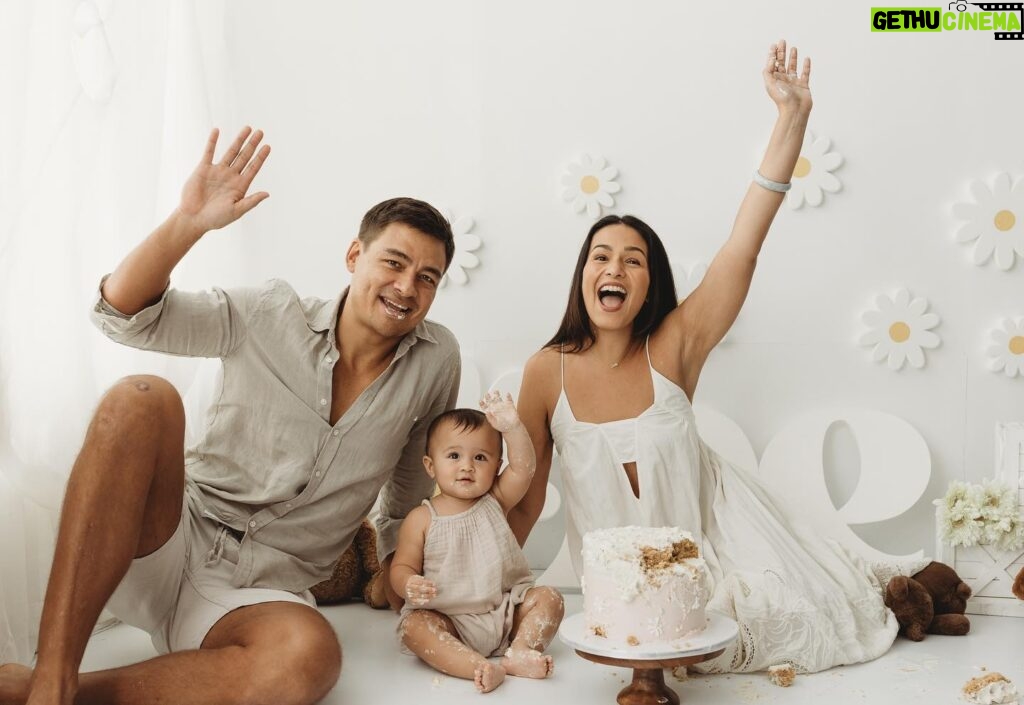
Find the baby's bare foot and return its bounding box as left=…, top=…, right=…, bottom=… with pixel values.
left=501, top=648, right=554, bottom=678
left=473, top=661, right=506, bottom=693
left=0, top=664, right=31, bottom=705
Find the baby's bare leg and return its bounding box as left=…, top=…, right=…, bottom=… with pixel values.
left=400, top=611, right=506, bottom=693
left=502, top=587, right=564, bottom=678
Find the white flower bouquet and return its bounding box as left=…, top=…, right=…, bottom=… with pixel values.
left=935, top=479, right=1024, bottom=552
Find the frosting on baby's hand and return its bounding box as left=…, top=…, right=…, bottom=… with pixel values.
left=480, top=391, right=520, bottom=433
left=405, top=575, right=437, bottom=606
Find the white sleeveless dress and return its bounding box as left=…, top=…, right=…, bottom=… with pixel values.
left=550, top=346, right=898, bottom=673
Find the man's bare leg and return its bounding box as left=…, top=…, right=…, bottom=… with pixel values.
left=0, top=376, right=342, bottom=705
left=15, top=375, right=187, bottom=705
left=0, top=602, right=341, bottom=705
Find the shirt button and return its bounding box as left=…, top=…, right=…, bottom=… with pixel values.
left=285, top=502, right=293, bottom=509
left=248, top=520, right=257, bottom=528
left=314, top=470, right=322, bottom=478
left=332, top=429, right=340, bottom=437
left=320, top=399, right=327, bottom=406
left=324, top=357, right=332, bottom=364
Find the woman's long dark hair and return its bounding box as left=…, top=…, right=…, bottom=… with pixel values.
left=545, top=214, right=677, bottom=353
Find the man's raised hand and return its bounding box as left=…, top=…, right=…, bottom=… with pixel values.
left=177, top=126, right=271, bottom=235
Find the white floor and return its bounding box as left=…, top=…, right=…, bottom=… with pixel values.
left=81, top=594, right=1023, bottom=704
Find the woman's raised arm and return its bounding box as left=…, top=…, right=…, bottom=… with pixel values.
left=667, top=41, right=813, bottom=385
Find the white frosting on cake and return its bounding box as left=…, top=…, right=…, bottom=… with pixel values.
left=582, top=526, right=709, bottom=647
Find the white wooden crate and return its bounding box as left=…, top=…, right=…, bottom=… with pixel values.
left=935, top=532, right=1024, bottom=617
left=932, top=422, right=1024, bottom=617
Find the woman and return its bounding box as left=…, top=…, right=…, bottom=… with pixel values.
left=510, top=41, right=898, bottom=673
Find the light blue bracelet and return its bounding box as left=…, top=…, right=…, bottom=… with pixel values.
left=752, top=170, right=792, bottom=193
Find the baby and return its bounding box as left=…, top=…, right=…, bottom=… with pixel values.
left=391, top=391, right=565, bottom=693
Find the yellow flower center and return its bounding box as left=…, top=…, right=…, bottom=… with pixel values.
left=792, top=157, right=812, bottom=179
left=580, top=175, right=600, bottom=194
left=994, top=210, right=1016, bottom=232
left=1010, top=335, right=1024, bottom=355
left=889, top=322, right=911, bottom=343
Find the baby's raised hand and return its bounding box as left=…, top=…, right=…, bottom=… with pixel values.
left=480, top=391, right=520, bottom=433
left=404, top=574, right=437, bottom=607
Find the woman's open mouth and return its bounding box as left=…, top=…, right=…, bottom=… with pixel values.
left=597, top=284, right=627, bottom=312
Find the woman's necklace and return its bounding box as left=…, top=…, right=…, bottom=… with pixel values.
left=593, top=342, right=631, bottom=369
left=607, top=351, right=627, bottom=369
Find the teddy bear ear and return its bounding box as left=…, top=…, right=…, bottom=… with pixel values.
left=888, top=575, right=910, bottom=601
left=956, top=582, right=972, bottom=600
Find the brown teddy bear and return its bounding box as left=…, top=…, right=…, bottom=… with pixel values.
left=1014, top=566, right=1023, bottom=600
left=884, top=561, right=971, bottom=641
left=310, top=519, right=390, bottom=609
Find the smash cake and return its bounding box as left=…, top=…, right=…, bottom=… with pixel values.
left=582, top=526, right=710, bottom=648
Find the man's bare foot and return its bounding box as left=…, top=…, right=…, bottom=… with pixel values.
left=473, top=661, right=506, bottom=693
left=501, top=648, right=554, bottom=678
left=0, top=664, right=31, bottom=705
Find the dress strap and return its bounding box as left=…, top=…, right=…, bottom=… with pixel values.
left=422, top=498, right=438, bottom=517
left=644, top=335, right=653, bottom=369
left=560, top=345, right=565, bottom=394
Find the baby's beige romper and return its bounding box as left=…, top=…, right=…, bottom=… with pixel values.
left=398, top=492, right=535, bottom=656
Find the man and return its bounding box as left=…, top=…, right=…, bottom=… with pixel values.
left=2, top=127, right=459, bottom=705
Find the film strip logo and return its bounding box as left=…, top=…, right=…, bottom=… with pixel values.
left=950, top=1, right=1024, bottom=39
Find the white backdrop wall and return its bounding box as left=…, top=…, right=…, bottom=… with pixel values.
left=2, top=0, right=1023, bottom=631
left=210, top=1, right=1023, bottom=555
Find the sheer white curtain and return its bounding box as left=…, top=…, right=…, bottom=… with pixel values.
left=0, top=0, right=238, bottom=663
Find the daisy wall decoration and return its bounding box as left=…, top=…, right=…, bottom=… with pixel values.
left=986, top=318, right=1024, bottom=378
left=787, top=131, right=843, bottom=210
left=440, top=211, right=481, bottom=287
left=952, top=172, right=1024, bottom=271
left=561, top=155, right=621, bottom=219
left=859, top=288, right=941, bottom=371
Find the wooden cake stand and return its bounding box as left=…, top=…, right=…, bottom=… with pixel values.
left=558, top=612, right=738, bottom=705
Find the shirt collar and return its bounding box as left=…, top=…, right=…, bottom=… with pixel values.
left=307, top=286, right=438, bottom=347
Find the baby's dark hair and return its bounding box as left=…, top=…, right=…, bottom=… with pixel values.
left=425, top=408, right=502, bottom=456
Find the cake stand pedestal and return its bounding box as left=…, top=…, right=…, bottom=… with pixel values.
left=558, top=612, right=738, bottom=705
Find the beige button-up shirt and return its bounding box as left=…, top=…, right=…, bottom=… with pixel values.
left=91, top=278, right=460, bottom=592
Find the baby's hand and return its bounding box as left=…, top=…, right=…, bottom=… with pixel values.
left=480, top=391, right=520, bottom=433
left=404, top=575, right=437, bottom=607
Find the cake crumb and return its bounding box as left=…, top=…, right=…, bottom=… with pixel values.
left=962, top=672, right=1018, bottom=704
left=768, top=663, right=796, bottom=688
left=626, top=635, right=639, bottom=646
left=964, top=673, right=1008, bottom=695
left=671, top=666, right=689, bottom=682
left=591, top=625, right=606, bottom=638
left=640, top=539, right=699, bottom=572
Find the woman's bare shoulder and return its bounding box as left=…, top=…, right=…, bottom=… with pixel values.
left=523, top=346, right=561, bottom=381
left=521, top=347, right=562, bottom=408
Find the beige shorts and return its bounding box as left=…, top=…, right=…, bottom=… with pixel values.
left=106, top=485, right=316, bottom=655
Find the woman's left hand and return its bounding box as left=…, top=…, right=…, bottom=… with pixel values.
left=763, top=39, right=812, bottom=115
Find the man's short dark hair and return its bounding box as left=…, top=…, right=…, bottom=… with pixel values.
left=425, top=408, right=502, bottom=457
left=358, top=197, right=455, bottom=269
